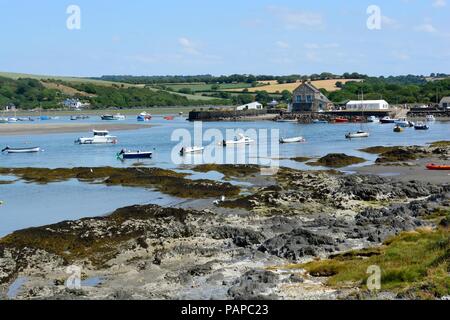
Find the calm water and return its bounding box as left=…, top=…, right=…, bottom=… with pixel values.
left=0, top=115, right=449, bottom=236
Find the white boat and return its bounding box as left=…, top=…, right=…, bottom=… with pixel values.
left=2, top=146, right=41, bottom=153
left=345, top=131, right=370, bottom=139
left=101, top=114, right=126, bottom=121
left=75, top=130, right=118, bottom=144
left=7, top=117, right=17, bottom=123
left=117, top=149, right=153, bottom=159
left=223, top=134, right=254, bottom=146
left=180, top=146, right=205, bottom=155
left=0, top=117, right=8, bottom=123
left=426, top=115, right=436, bottom=122
left=279, top=136, right=306, bottom=144
left=367, top=116, right=379, bottom=123
left=380, top=116, right=398, bottom=124
left=414, top=122, right=429, bottom=130
left=395, top=118, right=414, bottom=128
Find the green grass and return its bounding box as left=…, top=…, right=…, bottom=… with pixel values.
left=296, top=228, right=450, bottom=298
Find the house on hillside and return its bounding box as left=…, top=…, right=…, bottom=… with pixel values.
left=440, top=97, right=450, bottom=109
left=63, top=98, right=88, bottom=110
left=5, top=103, right=16, bottom=111
left=290, top=82, right=333, bottom=112
left=236, top=101, right=263, bottom=111
left=346, top=100, right=389, bottom=111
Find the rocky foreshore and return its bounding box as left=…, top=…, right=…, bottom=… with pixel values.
left=0, top=161, right=449, bottom=300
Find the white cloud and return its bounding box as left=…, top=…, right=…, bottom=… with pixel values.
left=178, top=37, right=199, bottom=55
left=414, top=23, right=437, bottom=33
left=381, top=16, right=400, bottom=28
left=275, top=41, right=290, bottom=49
left=267, top=6, right=324, bottom=29
left=432, top=0, right=446, bottom=7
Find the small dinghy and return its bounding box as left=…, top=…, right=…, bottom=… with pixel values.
left=414, top=122, right=429, bottom=130
left=312, top=119, right=328, bottom=124
left=2, top=146, right=40, bottom=154
left=367, top=116, right=379, bottom=123
left=426, top=115, right=436, bottom=122
left=164, top=116, right=175, bottom=121
left=223, top=134, right=254, bottom=146
left=137, top=112, right=152, bottom=122
left=380, top=116, right=398, bottom=124
left=180, top=146, right=204, bottom=155
left=345, top=131, right=370, bottom=139
left=117, top=149, right=153, bottom=159
left=334, top=117, right=349, bottom=123
left=101, top=114, right=126, bottom=121
left=426, top=163, right=450, bottom=171
left=393, top=125, right=404, bottom=133
left=279, top=136, right=306, bottom=144
left=395, top=118, right=412, bottom=128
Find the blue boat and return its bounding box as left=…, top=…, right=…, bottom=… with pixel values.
left=313, top=119, right=328, bottom=124
left=117, top=149, right=153, bottom=159
left=40, top=116, right=51, bottom=121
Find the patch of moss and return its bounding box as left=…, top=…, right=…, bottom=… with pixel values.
left=359, top=146, right=398, bottom=154
left=296, top=228, right=450, bottom=298
left=191, top=164, right=261, bottom=179
left=429, top=141, right=450, bottom=148
left=0, top=205, right=203, bottom=268
left=306, top=154, right=367, bottom=168
left=0, top=167, right=240, bottom=199
left=375, top=148, right=427, bottom=164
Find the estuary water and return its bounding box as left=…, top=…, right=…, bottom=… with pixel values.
left=0, top=114, right=449, bottom=236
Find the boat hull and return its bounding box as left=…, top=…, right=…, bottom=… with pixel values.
left=119, top=152, right=153, bottom=159
left=2, top=147, right=40, bottom=154
left=426, top=164, right=450, bottom=170
left=280, top=137, right=305, bottom=144
left=345, top=132, right=369, bottom=139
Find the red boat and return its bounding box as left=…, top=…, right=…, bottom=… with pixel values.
left=334, top=117, right=349, bottom=123
left=164, top=116, right=174, bottom=120
left=426, top=163, right=450, bottom=170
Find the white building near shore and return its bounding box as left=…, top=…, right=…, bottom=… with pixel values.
left=346, top=100, right=389, bottom=111
left=236, top=101, right=263, bottom=111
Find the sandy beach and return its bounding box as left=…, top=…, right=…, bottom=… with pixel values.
left=0, top=123, right=152, bottom=136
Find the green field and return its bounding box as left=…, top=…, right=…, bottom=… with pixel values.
left=0, top=72, right=221, bottom=101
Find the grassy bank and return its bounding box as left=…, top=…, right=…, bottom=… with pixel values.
left=297, top=226, right=450, bottom=299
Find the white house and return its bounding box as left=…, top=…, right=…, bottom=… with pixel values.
left=440, top=97, right=450, bottom=109
left=346, top=100, right=389, bottom=111
left=236, top=101, right=263, bottom=111
left=63, top=98, right=88, bottom=110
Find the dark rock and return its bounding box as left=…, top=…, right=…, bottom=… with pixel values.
left=228, top=270, right=279, bottom=300
left=258, top=228, right=338, bottom=260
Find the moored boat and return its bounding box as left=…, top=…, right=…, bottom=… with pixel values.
left=137, top=112, right=152, bottom=122
left=180, top=146, right=204, bottom=155
left=223, top=134, right=254, bottom=146
left=312, top=119, right=328, bottom=124
left=334, top=117, right=349, bottom=123
left=101, top=114, right=126, bottom=121
left=40, top=116, right=51, bottom=121
left=380, top=116, right=398, bottom=124
left=164, top=116, right=175, bottom=121
left=279, top=136, right=306, bottom=144
left=426, top=115, right=436, bottom=122
left=2, top=146, right=41, bottom=154
left=117, top=149, right=153, bottom=159
left=0, top=117, right=8, bottom=123
left=414, top=122, right=429, bottom=130
left=7, top=117, right=17, bottom=123
left=426, top=163, right=450, bottom=170
left=394, top=118, right=412, bottom=128
left=345, top=131, right=370, bottom=139
left=75, top=130, right=118, bottom=144
left=367, top=116, right=379, bottom=123
left=393, top=125, right=404, bottom=133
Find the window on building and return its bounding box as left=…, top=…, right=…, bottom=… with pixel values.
left=296, top=96, right=302, bottom=103
left=306, top=95, right=312, bottom=102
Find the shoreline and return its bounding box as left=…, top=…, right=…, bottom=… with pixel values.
left=0, top=123, right=152, bottom=136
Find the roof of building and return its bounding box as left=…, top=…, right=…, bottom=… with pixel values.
left=346, top=100, right=389, bottom=105
left=440, top=96, right=450, bottom=103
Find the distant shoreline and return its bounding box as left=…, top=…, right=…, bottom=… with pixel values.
left=0, top=123, right=152, bottom=136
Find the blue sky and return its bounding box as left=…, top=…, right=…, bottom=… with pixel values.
left=0, top=0, right=448, bottom=77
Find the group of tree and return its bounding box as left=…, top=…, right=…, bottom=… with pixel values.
left=325, top=77, right=450, bottom=105
left=0, top=77, right=61, bottom=109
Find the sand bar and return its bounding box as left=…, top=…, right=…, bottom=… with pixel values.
left=0, top=123, right=153, bottom=136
